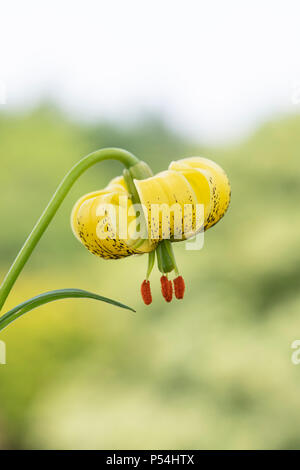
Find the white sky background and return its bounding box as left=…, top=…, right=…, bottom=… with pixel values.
left=1, top=0, right=300, bottom=144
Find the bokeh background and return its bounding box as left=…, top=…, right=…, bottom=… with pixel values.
left=1, top=0, right=300, bottom=450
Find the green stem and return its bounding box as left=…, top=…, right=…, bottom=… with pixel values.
left=146, top=251, right=155, bottom=280
left=0, top=148, right=139, bottom=312
left=122, top=161, right=153, bottom=248
left=165, top=240, right=179, bottom=276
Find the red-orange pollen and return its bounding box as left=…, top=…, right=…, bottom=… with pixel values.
left=141, top=280, right=152, bottom=305
left=160, top=276, right=173, bottom=303
left=173, top=276, right=185, bottom=300
left=167, top=280, right=173, bottom=302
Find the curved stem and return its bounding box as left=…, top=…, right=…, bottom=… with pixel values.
left=146, top=251, right=155, bottom=280
left=0, top=148, right=139, bottom=312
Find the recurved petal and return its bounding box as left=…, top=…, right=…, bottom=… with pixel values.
left=168, top=161, right=212, bottom=228
left=170, top=157, right=231, bottom=229
left=71, top=185, right=156, bottom=259
left=134, top=170, right=202, bottom=241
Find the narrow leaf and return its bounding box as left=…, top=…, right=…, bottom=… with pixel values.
left=0, top=288, right=135, bottom=332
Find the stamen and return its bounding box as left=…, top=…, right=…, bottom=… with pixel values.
left=166, top=280, right=173, bottom=302
left=160, top=275, right=168, bottom=300
left=160, top=275, right=173, bottom=302
left=173, top=276, right=185, bottom=299
left=141, top=280, right=152, bottom=305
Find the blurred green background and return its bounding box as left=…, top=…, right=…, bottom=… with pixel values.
left=0, top=106, right=300, bottom=450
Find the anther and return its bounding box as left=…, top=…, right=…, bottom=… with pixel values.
left=161, top=275, right=173, bottom=302
left=166, top=280, right=173, bottom=302
left=141, top=280, right=152, bottom=305
left=173, top=276, right=185, bottom=299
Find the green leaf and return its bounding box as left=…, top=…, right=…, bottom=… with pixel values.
left=0, top=288, right=135, bottom=333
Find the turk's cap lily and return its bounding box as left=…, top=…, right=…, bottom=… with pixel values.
left=71, top=156, right=231, bottom=305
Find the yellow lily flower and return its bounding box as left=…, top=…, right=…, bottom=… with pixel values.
left=71, top=156, right=231, bottom=305
left=71, top=175, right=157, bottom=259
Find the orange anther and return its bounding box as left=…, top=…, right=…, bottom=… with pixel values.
left=173, top=276, right=185, bottom=299
left=161, top=276, right=173, bottom=302
left=141, top=280, right=152, bottom=305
